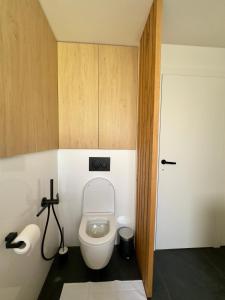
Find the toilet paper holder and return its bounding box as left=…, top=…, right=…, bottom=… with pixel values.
left=5, top=232, right=25, bottom=249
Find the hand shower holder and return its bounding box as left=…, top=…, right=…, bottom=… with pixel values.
left=36, top=179, right=59, bottom=217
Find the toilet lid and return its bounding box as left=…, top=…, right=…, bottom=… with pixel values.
left=83, top=178, right=115, bottom=214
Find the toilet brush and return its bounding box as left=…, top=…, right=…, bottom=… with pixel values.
left=58, top=227, right=68, bottom=260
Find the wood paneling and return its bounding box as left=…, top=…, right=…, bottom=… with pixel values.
left=0, top=67, right=6, bottom=156
left=99, top=45, right=138, bottom=149
left=58, top=43, right=138, bottom=150
left=0, top=0, right=58, bottom=157
left=135, top=0, right=162, bottom=297
left=58, top=43, right=99, bottom=149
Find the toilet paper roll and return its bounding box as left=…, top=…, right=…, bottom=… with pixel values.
left=13, top=224, right=40, bottom=255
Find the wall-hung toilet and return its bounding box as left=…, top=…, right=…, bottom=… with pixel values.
left=78, top=177, right=117, bottom=269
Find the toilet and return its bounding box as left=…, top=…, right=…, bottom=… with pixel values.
left=78, top=177, right=117, bottom=269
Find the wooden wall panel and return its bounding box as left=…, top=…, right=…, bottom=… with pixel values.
left=0, top=88, right=6, bottom=157
left=0, top=0, right=58, bottom=157
left=136, top=0, right=162, bottom=297
left=99, top=45, right=138, bottom=149
left=58, top=43, right=99, bottom=149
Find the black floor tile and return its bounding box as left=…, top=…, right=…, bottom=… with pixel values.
left=153, top=248, right=225, bottom=300
left=38, top=247, right=225, bottom=300
left=38, top=246, right=141, bottom=300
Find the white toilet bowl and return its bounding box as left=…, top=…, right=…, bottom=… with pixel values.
left=79, top=214, right=116, bottom=269
left=78, top=178, right=117, bottom=270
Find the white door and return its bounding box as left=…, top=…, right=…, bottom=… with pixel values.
left=156, top=74, right=225, bottom=250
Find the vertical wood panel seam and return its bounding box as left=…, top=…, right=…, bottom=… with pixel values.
left=98, top=45, right=100, bottom=149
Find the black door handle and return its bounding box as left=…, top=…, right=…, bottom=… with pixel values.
left=161, top=159, right=176, bottom=165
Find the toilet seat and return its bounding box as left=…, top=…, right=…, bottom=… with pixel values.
left=82, top=177, right=115, bottom=214
left=79, top=214, right=116, bottom=246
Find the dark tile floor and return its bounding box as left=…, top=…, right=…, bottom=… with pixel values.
left=153, top=248, right=225, bottom=300
left=38, top=246, right=141, bottom=300
left=38, top=247, right=225, bottom=300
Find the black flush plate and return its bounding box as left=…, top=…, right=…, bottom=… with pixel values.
left=89, top=157, right=110, bottom=171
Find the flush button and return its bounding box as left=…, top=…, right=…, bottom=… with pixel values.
left=89, top=157, right=110, bottom=171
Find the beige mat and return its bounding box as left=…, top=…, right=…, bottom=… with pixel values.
left=60, top=280, right=147, bottom=300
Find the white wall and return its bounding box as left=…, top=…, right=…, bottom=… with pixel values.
left=0, top=151, right=58, bottom=300
left=161, top=44, right=225, bottom=77
left=58, top=150, right=136, bottom=246
left=0, top=148, right=136, bottom=299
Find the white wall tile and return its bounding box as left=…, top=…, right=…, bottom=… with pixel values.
left=58, top=150, right=137, bottom=246
left=0, top=150, right=58, bottom=300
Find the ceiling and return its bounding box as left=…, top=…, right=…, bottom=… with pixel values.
left=39, top=0, right=153, bottom=46
left=39, top=0, right=225, bottom=48
left=163, top=0, right=225, bottom=48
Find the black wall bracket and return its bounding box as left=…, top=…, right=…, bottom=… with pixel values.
left=36, top=179, right=59, bottom=217
left=5, top=232, right=25, bottom=249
